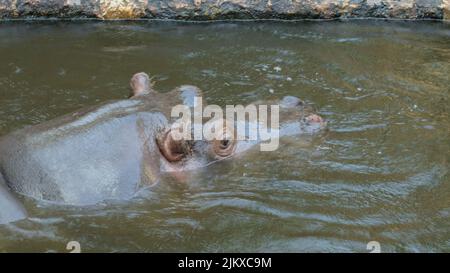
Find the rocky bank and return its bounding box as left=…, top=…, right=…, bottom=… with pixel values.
left=0, top=0, right=449, bottom=20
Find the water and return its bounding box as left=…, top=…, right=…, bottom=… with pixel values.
left=0, top=20, right=448, bottom=252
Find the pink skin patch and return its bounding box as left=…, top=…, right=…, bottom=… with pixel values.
left=305, top=114, right=324, bottom=124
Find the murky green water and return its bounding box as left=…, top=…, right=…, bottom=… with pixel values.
left=0, top=20, right=448, bottom=252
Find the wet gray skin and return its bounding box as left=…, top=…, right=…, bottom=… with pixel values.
left=0, top=72, right=325, bottom=223
left=0, top=174, right=27, bottom=224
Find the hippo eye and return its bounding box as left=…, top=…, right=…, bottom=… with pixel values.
left=220, top=140, right=230, bottom=149
left=205, top=118, right=237, bottom=158
left=213, top=138, right=236, bottom=158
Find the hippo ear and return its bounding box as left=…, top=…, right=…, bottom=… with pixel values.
left=129, top=72, right=153, bottom=98
left=178, top=85, right=203, bottom=108
left=157, top=130, right=191, bottom=163
left=280, top=96, right=304, bottom=108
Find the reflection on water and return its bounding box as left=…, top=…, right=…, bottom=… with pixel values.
left=0, top=20, right=448, bottom=252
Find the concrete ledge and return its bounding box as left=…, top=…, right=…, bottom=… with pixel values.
left=443, top=0, right=450, bottom=20
left=0, top=0, right=447, bottom=20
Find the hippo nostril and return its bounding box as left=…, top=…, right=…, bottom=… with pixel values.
left=303, top=114, right=325, bottom=124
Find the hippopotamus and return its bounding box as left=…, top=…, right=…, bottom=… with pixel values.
left=0, top=72, right=325, bottom=224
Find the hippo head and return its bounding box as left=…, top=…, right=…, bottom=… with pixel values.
left=129, top=71, right=327, bottom=177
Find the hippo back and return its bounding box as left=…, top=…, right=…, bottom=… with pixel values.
left=0, top=99, right=168, bottom=205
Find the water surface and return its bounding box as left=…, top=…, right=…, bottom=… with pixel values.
left=0, top=20, right=448, bottom=252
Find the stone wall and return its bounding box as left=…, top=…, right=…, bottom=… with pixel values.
left=0, top=0, right=449, bottom=20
